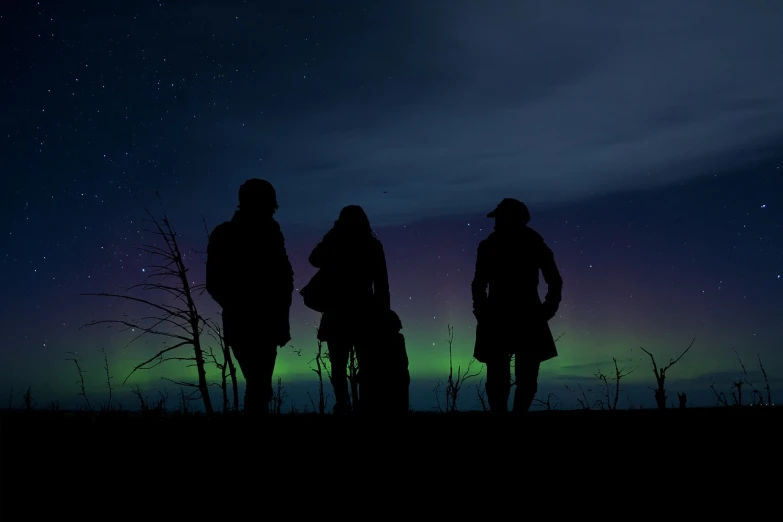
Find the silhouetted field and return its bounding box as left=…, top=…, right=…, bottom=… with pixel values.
left=1, top=406, right=774, bottom=506
left=3, top=406, right=780, bottom=450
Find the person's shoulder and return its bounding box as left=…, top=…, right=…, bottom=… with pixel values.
left=479, top=232, right=498, bottom=249
left=524, top=227, right=554, bottom=257
left=267, top=218, right=283, bottom=236
left=209, top=221, right=233, bottom=242
left=524, top=226, right=545, bottom=243
left=371, top=236, right=385, bottom=251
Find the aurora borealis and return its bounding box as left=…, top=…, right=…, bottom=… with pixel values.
left=2, top=1, right=782, bottom=411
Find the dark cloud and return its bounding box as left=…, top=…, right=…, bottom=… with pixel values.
left=188, top=0, right=783, bottom=227
left=18, top=1, right=778, bottom=228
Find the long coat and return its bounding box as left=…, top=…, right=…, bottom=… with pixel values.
left=471, top=225, right=563, bottom=364
left=206, top=210, right=294, bottom=348
left=308, top=228, right=390, bottom=343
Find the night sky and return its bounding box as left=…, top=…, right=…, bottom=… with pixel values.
left=2, top=0, right=782, bottom=411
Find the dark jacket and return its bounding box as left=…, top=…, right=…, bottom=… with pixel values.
left=471, top=225, right=562, bottom=363
left=308, top=228, right=390, bottom=342
left=206, top=210, right=294, bottom=347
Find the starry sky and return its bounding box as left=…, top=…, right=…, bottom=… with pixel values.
left=2, top=0, right=782, bottom=412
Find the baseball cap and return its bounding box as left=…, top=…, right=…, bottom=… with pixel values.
left=486, top=198, right=530, bottom=222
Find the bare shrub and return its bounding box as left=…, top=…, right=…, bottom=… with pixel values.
left=434, top=325, right=480, bottom=413
left=639, top=337, right=695, bottom=409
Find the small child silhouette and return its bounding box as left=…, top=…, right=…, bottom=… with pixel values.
left=360, top=309, right=410, bottom=414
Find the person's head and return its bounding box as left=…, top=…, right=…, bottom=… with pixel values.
left=238, top=178, right=278, bottom=216
left=335, top=205, right=374, bottom=237
left=487, top=198, right=530, bottom=229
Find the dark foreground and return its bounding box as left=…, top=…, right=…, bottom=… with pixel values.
left=2, top=407, right=781, bottom=512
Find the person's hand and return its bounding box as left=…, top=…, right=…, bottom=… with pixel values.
left=541, top=301, right=558, bottom=322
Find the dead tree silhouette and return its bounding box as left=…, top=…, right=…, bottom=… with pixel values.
left=269, top=378, right=287, bottom=415
left=731, top=379, right=745, bottom=406
left=709, top=382, right=730, bottom=407
left=565, top=383, right=594, bottom=410
left=349, top=347, right=359, bottom=412
left=204, top=319, right=239, bottom=413
left=101, top=347, right=114, bottom=411
left=639, top=337, right=695, bottom=410
left=594, top=357, right=637, bottom=410
left=709, top=351, right=773, bottom=407
left=22, top=387, right=34, bottom=412
left=435, top=325, right=480, bottom=413
left=308, top=335, right=330, bottom=415
left=65, top=352, right=93, bottom=412
left=81, top=196, right=214, bottom=415
left=758, top=354, right=772, bottom=406
left=475, top=379, right=488, bottom=411
left=532, top=392, right=561, bottom=411
left=733, top=350, right=768, bottom=407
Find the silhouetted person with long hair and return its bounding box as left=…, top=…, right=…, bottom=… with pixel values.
left=308, top=205, right=390, bottom=414
left=206, top=179, right=294, bottom=416
left=471, top=198, right=563, bottom=413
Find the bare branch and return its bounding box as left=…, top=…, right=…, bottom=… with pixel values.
left=434, top=325, right=481, bottom=413
left=122, top=342, right=193, bottom=385
left=565, top=383, right=592, bottom=410
left=532, top=392, right=561, bottom=411
left=639, top=338, right=695, bottom=409
left=80, top=293, right=186, bottom=321
left=662, top=337, right=696, bottom=372
left=102, top=347, right=113, bottom=410
left=65, top=352, right=93, bottom=412
left=710, top=382, right=729, bottom=407
left=161, top=378, right=200, bottom=388
left=758, top=354, right=772, bottom=406
left=82, top=319, right=191, bottom=345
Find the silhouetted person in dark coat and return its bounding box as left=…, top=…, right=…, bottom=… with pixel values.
left=471, top=198, right=563, bottom=413
left=359, top=309, right=410, bottom=415
left=308, top=205, right=390, bottom=414
left=206, top=178, right=294, bottom=416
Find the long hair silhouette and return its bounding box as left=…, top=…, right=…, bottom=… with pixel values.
left=334, top=205, right=375, bottom=238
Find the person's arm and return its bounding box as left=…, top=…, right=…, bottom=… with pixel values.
left=539, top=240, right=563, bottom=321
left=471, top=240, right=490, bottom=319
left=309, top=229, right=335, bottom=268
left=308, top=242, right=325, bottom=268
left=279, top=233, right=294, bottom=309
left=373, top=241, right=391, bottom=310
left=205, top=224, right=229, bottom=309
left=267, top=226, right=294, bottom=347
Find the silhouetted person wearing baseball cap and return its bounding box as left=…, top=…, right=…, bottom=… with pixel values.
left=471, top=198, right=563, bottom=413
left=206, top=179, right=294, bottom=416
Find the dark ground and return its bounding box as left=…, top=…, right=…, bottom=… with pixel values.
left=1, top=407, right=780, bottom=514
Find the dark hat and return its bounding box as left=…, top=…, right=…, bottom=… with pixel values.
left=487, top=198, right=530, bottom=223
